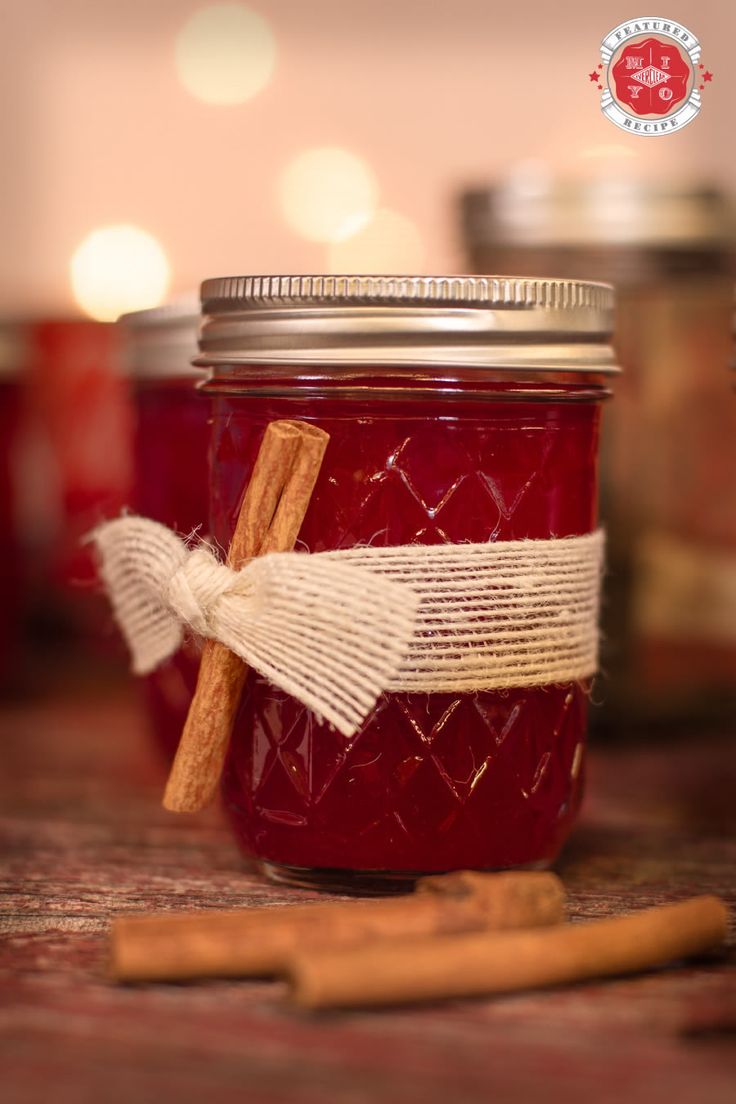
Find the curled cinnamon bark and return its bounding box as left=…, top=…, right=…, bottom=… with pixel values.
left=288, top=895, right=728, bottom=1009
left=110, top=871, right=564, bottom=982
left=163, top=419, right=329, bottom=813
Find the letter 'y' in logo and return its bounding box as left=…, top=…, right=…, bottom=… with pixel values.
left=588, top=17, right=713, bottom=135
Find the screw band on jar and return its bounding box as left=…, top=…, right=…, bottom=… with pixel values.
left=118, top=297, right=203, bottom=380
left=196, top=274, right=619, bottom=377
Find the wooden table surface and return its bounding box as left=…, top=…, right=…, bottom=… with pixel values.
left=2, top=680, right=735, bottom=1104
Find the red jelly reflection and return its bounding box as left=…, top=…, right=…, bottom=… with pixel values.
left=200, top=275, right=618, bottom=891
left=121, top=302, right=208, bottom=760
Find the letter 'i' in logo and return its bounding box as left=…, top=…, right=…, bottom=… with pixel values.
left=588, top=17, right=713, bottom=135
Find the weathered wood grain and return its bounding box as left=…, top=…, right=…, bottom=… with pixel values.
left=1, top=682, right=734, bottom=1104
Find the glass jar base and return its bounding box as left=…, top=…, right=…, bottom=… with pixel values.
left=259, top=858, right=553, bottom=896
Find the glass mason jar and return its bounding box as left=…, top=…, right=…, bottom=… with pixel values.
left=460, top=178, right=736, bottom=732
left=198, top=274, right=617, bottom=892
left=119, top=302, right=209, bottom=760
left=0, top=324, right=26, bottom=691
left=27, top=320, right=132, bottom=609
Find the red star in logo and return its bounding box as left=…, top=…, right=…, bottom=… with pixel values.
left=588, top=70, right=600, bottom=81
left=703, top=71, right=713, bottom=82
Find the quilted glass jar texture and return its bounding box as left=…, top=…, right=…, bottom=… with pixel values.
left=200, top=275, right=616, bottom=890
left=122, top=303, right=208, bottom=762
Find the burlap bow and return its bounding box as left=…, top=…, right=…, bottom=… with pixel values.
left=91, top=516, right=419, bottom=736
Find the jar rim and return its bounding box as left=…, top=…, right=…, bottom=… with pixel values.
left=200, top=273, right=614, bottom=311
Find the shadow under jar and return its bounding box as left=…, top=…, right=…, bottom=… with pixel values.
left=120, top=301, right=209, bottom=761
left=199, top=274, right=618, bottom=893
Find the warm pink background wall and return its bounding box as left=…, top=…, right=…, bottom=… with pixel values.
left=1, top=0, right=732, bottom=314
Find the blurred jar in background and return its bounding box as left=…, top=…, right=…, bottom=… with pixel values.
left=0, top=323, right=27, bottom=690
left=459, top=174, right=736, bottom=732
left=26, top=320, right=132, bottom=650
left=120, top=301, right=208, bottom=760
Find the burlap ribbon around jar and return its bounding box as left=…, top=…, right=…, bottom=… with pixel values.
left=92, top=516, right=605, bottom=737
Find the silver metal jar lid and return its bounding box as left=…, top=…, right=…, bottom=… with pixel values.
left=461, top=178, right=736, bottom=251
left=118, top=297, right=203, bottom=380
left=197, top=274, right=618, bottom=375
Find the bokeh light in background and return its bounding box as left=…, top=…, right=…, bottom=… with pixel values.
left=328, top=208, right=425, bottom=273
left=175, top=3, right=276, bottom=106
left=70, top=225, right=170, bottom=322
left=0, top=1, right=732, bottom=315
left=279, top=147, right=379, bottom=243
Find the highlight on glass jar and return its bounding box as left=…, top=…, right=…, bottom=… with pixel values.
left=95, top=274, right=618, bottom=892
left=459, top=176, right=736, bottom=732
left=118, top=300, right=209, bottom=761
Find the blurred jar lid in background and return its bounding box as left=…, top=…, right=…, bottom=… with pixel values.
left=460, top=168, right=736, bottom=252
left=118, top=297, right=202, bottom=380
left=0, top=323, right=28, bottom=379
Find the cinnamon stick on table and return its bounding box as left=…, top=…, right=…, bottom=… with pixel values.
left=163, top=419, right=329, bottom=814
left=110, top=871, right=564, bottom=982
left=288, top=895, right=729, bottom=1010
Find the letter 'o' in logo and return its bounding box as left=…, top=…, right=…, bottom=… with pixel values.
left=589, top=17, right=713, bottom=135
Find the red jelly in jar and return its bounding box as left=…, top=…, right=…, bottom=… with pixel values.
left=0, top=324, right=26, bottom=690
left=200, top=275, right=617, bottom=891
left=27, top=319, right=132, bottom=644
left=120, top=302, right=209, bottom=760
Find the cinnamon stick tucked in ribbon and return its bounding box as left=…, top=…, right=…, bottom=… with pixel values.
left=94, top=504, right=603, bottom=756
left=110, top=872, right=565, bottom=982
left=165, top=419, right=328, bottom=812
left=288, top=895, right=729, bottom=1009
